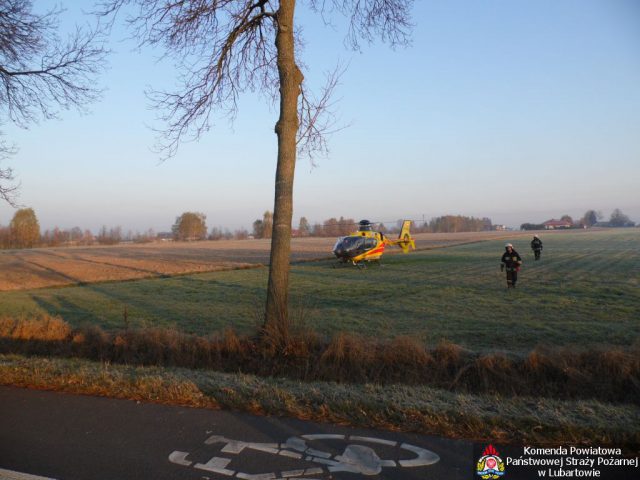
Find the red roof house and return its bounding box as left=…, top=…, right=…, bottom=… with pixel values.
left=543, top=219, right=572, bottom=229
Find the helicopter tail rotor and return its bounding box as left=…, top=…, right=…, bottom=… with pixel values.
left=394, top=220, right=416, bottom=253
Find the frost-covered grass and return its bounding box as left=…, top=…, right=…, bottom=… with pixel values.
left=1, top=354, right=638, bottom=451
left=0, top=229, right=638, bottom=353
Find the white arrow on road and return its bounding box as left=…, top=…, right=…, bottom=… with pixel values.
left=0, top=469, right=57, bottom=480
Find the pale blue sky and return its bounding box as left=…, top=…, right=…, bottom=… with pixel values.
left=1, top=0, right=638, bottom=232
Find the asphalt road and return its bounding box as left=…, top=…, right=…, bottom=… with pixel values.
left=2, top=387, right=637, bottom=480
left=0, top=386, right=471, bottom=480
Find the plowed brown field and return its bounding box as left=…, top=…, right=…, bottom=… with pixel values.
left=0, top=231, right=531, bottom=291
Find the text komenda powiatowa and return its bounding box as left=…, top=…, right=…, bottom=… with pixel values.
left=505, top=446, right=639, bottom=477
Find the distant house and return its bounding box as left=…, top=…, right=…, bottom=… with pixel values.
left=157, top=232, right=174, bottom=241
left=543, top=219, right=572, bottom=229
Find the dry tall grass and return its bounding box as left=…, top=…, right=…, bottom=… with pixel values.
left=0, top=315, right=71, bottom=340
left=1, top=315, right=638, bottom=404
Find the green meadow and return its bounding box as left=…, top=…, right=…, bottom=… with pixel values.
left=1, top=229, right=638, bottom=353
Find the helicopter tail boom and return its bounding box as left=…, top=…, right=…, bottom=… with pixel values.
left=388, top=220, right=415, bottom=253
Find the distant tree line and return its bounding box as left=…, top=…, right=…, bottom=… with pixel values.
left=209, top=226, right=249, bottom=241
left=2, top=207, right=634, bottom=250
left=275, top=214, right=493, bottom=237
left=521, top=209, right=636, bottom=230
left=0, top=208, right=163, bottom=249
left=303, top=217, right=357, bottom=237
left=607, top=209, right=636, bottom=227
left=417, top=215, right=493, bottom=233
left=0, top=208, right=257, bottom=249
left=42, top=226, right=95, bottom=246
left=252, top=211, right=274, bottom=239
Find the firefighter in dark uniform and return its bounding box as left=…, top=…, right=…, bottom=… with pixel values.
left=530, top=235, right=543, bottom=260
left=501, top=243, right=522, bottom=288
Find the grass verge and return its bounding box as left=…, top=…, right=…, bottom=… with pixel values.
left=1, top=354, right=638, bottom=453
left=2, top=315, right=638, bottom=404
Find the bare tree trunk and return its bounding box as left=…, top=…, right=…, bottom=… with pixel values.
left=264, top=0, right=303, bottom=338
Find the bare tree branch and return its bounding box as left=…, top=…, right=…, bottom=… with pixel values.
left=308, top=0, right=414, bottom=50
left=297, top=62, right=349, bottom=165
left=0, top=131, right=19, bottom=206
left=0, top=1, right=107, bottom=126
left=97, top=0, right=279, bottom=159
left=0, top=0, right=107, bottom=204
left=97, top=0, right=410, bottom=160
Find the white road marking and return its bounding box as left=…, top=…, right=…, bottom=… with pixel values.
left=168, top=451, right=192, bottom=466
left=277, top=450, right=302, bottom=459
left=303, top=468, right=323, bottom=475
left=398, top=442, right=440, bottom=467
left=300, top=434, right=345, bottom=441
left=280, top=469, right=305, bottom=478
left=304, top=448, right=331, bottom=459
left=332, top=445, right=383, bottom=475
left=169, top=431, right=441, bottom=478
left=349, top=436, right=397, bottom=447
left=282, top=437, right=307, bottom=452
left=304, top=457, right=334, bottom=466
left=0, top=469, right=56, bottom=480
left=194, top=457, right=235, bottom=476
left=236, top=473, right=275, bottom=480
left=249, top=444, right=280, bottom=455
left=220, top=440, right=251, bottom=454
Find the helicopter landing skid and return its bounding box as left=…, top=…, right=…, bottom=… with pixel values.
left=352, top=260, right=382, bottom=269
left=331, top=258, right=382, bottom=269
left=332, top=259, right=351, bottom=268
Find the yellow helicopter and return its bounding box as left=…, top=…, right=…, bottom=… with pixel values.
left=332, top=220, right=416, bottom=266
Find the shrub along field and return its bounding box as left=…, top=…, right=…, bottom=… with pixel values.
left=0, top=228, right=637, bottom=354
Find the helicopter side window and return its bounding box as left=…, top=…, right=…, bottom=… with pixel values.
left=339, top=236, right=366, bottom=253
left=364, top=238, right=377, bottom=249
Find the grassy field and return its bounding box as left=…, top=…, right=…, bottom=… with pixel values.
left=0, top=231, right=526, bottom=290
left=0, top=229, right=638, bottom=353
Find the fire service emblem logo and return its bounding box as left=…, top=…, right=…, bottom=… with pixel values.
left=476, top=444, right=505, bottom=479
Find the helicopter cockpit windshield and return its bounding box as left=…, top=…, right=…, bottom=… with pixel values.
left=333, top=235, right=377, bottom=258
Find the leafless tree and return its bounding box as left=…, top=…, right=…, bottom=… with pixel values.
left=96, top=0, right=413, bottom=338
left=0, top=131, right=18, bottom=204
left=0, top=0, right=107, bottom=205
